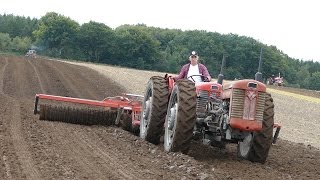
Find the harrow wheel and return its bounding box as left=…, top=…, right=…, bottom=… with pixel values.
left=237, top=92, right=274, bottom=163
left=140, top=76, right=169, bottom=144
left=39, top=104, right=117, bottom=126
left=118, top=112, right=139, bottom=135
left=164, top=80, right=196, bottom=153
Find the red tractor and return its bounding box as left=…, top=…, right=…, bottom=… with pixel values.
left=267, top=73, right=284, bottom=86
left=140, top=60, right=281, bottom=163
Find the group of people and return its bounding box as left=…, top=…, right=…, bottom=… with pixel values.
left=173, top=51, right=211, bottom=82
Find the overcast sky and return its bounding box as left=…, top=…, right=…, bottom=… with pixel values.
left=1, top=0, right=319, bottom=62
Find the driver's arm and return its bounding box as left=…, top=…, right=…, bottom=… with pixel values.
left=200, top=64, right=211, bottom=81
left=174, top=64, right=189, bottom=81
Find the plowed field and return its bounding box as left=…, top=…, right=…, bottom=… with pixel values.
left=0, top=55, right=319, bottom=180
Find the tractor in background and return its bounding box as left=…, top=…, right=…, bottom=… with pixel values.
left=25, top=49, right=37, bottom=58
left=267, top=73, right=284, bottom=86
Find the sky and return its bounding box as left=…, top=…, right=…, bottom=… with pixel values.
left=0, top=0, right=319, bottom=62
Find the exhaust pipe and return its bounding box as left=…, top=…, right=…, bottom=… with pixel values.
left=217, top=54, right=226, bottom=85
left=255, top=48, right=263, bottom=82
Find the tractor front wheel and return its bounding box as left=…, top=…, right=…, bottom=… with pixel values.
left=164, top=80, right=197, bottom=153
left=237, top=92, right=274, bottom=163
left=140, top=76, right=169, bottom=144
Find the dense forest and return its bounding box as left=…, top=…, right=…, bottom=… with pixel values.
left=1, top=12, right=320, bottom=90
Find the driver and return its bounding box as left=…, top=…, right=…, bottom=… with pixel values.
left=174, top=51, right=211, bottom=82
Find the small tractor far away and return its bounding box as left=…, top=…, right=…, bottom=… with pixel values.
left=267, top=73, right=284, bottom=86
left=34, top=54, right=281, bottom=164
left=25, top=49, right=37, bottom=59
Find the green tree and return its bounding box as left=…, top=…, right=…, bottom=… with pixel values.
left=11, top=36, right=32, bottom=52
left=306, top=72, right=320, bottom=90
left=33, top=12, right=80, bottom=58
left=78, top=21, right=114, bottom=62
left=0, top=33, right=11, bottom=51
left=114, top=25, right=161, bottom=69
left=296, top=66, right=310, bottom=88
left=0, top=14, right=39, bottom=38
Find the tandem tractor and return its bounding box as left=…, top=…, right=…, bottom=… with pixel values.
left=34, top=56, right=281, bottom=163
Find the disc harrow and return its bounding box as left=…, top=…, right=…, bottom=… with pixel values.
left=34, top=93, right=143, bottom=129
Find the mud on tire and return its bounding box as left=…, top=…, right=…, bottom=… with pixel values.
left=248, top=92, right=274, bottom=163
left=140, top=76, right=169, bottom=144
left=164, top=79, right=197, bottom=153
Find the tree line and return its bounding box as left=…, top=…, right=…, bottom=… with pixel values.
left=1, top=12, right=320, bottom=90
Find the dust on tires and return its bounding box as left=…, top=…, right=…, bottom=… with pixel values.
left=140, top=76, right=169, bottom=144
left=164, top=79, right=197, bottom=153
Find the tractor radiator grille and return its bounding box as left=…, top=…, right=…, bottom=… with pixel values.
left=230, top=89, right=245, bottom=118
left=197, top=90, right=209, bottom=113
left=230, top=89, right=265, bottom=121
left=255, top=92, right=265, bottom=121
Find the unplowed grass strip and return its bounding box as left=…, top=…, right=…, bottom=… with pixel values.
left=267, top=88, right=320, bottom=104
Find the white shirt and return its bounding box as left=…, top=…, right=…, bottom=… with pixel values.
left=187, top=64, right=202, bottom=82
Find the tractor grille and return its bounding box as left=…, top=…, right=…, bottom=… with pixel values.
left=230, top=89, right=265, bottom=121
left=255, top=92, right=265, bottom=121
left=230, top=89, right=245, bottom=118
left=197, top=90, right=209, bottom=113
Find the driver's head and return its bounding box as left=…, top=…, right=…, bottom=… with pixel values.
left=189, top=51, right=199, bottom=65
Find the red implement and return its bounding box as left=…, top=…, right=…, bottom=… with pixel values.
left=34, top=93, right=143, bottom=129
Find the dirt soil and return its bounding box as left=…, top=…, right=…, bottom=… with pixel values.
left=0, top=56, right=319, bottom=180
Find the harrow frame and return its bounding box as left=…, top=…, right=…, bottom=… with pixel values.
left=34, top=93, right=143, bottom=127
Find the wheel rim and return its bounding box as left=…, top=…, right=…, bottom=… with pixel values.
left=239, top=133, right=253, bottom=158
left=140, top=90, right=152, bottom=138
left=164, top=95, right=177, bottom=151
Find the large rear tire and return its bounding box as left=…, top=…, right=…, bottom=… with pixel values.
left=164, top=80, right=197, bottom=153
left=238, top=92, right=274, bottom=163
left=140, top=76, right=169, bottom=144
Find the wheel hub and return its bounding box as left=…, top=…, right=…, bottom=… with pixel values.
left=239, top=133, right=253, bottom=158
left=166, top=103, right=177, bottom=148
left=141, top=97, right=152, bottom=135
left=168, top=104, right=177, bottom=130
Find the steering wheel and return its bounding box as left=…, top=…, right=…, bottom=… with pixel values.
left=187, top=75, right=210, bottom=82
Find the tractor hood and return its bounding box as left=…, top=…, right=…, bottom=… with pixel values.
left=223, top=79, right=266, bottom=92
